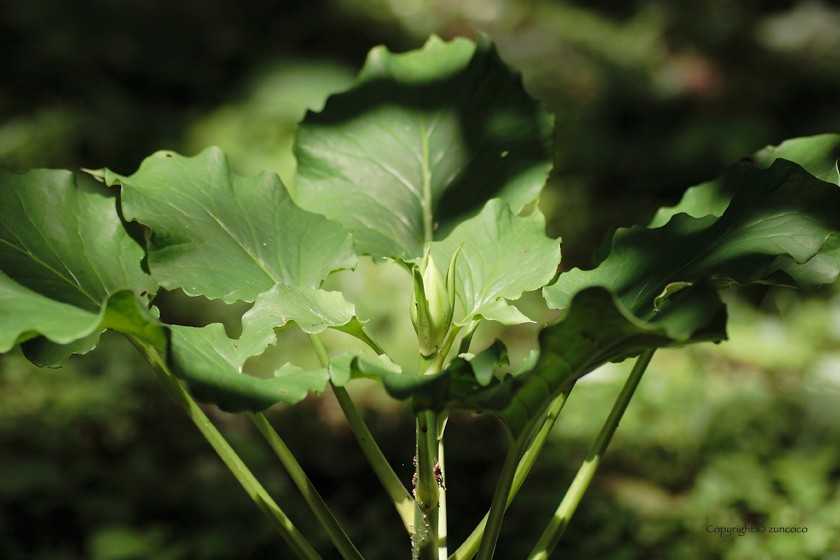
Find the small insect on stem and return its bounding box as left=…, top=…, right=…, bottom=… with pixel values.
left=433, top=460, right=446, bottom=491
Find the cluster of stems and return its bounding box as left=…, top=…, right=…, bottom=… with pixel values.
left=127, top=318, right=655, bottom=560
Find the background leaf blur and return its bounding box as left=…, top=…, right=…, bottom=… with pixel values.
left=3, top=1, right=840, bottom=559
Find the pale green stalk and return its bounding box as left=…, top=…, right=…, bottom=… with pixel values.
left=527, top=349, right=656, bottom=560
left=474, top=426, right=532, bottom=560
left=456, top=319, right=480, bottom=355
left=248, top=412, right=365, bottom=560
left=308, top=334, right=419, bottom=533
left=127, top=336, right=321, bottom=560
left=414, top=409, right=441, bottom=560
left=438, top=441, right=448, bottom=560
left=448, top=389, right=572, bottom=560
left=414, top=348, right=445, bottom=559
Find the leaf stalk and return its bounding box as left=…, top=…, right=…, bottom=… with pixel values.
left=526, top=349, right=656, bottom=560
left=248, top=412, right=365, bottom=560
left=449, top=388, right=572, bottom=560
left=308, top=334, right=419, bottom=533
left=127, top=336, right=321, bottom=560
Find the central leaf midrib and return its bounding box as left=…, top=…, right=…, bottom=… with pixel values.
left=420, top=116, right=434, bottom=245
left=0, top=226, right=102, bottom=309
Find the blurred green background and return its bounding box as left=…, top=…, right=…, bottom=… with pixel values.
left=2, top=1, right=840, bottom=558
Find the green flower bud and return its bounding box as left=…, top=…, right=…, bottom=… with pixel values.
left=445, top=244, right=462, bottom=315
left=410, top=245, right=453, bottom=356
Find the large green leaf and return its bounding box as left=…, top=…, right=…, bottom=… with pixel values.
left=93, top=147, right=357, bottom=303
left=0, top=168, right=162, bottom=363
left=168, top=324, right=329, bottom=413
left=430, top=199, right=561, bottom=326
left=497, top=147, right=840, bottom=438
left=294, top=34, right=554, bottom=260
left=545, top=159, right=840, bottom=319
left=90, top=148, right=380, bottom=410
left=498, top=281, right=727, bottom=437
left=649, top=134, right=840, bottom=228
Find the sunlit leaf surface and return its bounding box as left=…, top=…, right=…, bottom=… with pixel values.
left=0, top=168, right=161, bottom=363
left=295, top=35, right=554, bottom=260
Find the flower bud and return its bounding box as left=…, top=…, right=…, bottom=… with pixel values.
left=410, top=246, right=453, bottom=356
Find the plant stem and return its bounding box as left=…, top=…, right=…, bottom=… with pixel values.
left=332, top=383, right=419, bottom=531
left=437, top=441, right=448, bottom=560
left=308, top=334, right=419, bottom=533
left=527, top=349, right=656, bottom=560
left=430, top=324, right=461, bottom=373
left=449, top=389, right=572, bottom=560
left=127, top=336, right=321, bottom=560
left=414, top=410, right=440, bottom=560
left=457, top=319, right=480, bottom=355
left=474, top=425, right=531, bottom=560
left=248, top=412, right=365, bottom=560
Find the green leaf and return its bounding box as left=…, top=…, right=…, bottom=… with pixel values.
left=21, top=331, right=102, bottom=368
left=0, top=270, right=101, bottom=351
left=329, top=340, right=514, bottom=413
left=165, top=284, right=381, bottom=411
left=324, top=286, right=724, bottom=435
left=333, top=285, right=724, bottom=437
left=0, top=168, right=162, bottom=362
left=93, top=147, right=356, bottom=303
left=295, top=34, right=554, bottom=260
left=753, top=134, right=840, bottom=184
left=168, top=324, right=329, bottom=413
left=431, top=199, right=561, bottom=326
left=241, top=284, right=358, bottom=336
left=240, top=281, right=380, bottom=349
left=545, top=160, right=840, bottom=320
left=500, top=281, right=727, bottom=437
left=328, top=352, right=404, bottom=387
left=649, top=134, right=840, bottom=227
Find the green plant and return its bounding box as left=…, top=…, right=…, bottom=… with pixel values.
left=2, top=34, right=839, bottom=560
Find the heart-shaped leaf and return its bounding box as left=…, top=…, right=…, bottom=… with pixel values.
left=430, top=199, right=561, bottom=326
left=295, top=34, right=554, bottom=260
left=92, top=147, right=356, bottom=303
left=0, top=168, right=162, bottom=364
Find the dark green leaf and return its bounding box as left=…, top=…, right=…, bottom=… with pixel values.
left=499, top=281, right=727, bottom=437
left=649, top=134, right=840, bottom=228
left=329, top=340, right=511, bottom=412
left=545, top=160, right=840, bottom=320
left=295, top=34, right=554, bottom=260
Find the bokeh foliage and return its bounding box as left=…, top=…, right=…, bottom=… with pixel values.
left=3, top=1, right=840, bottom=559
